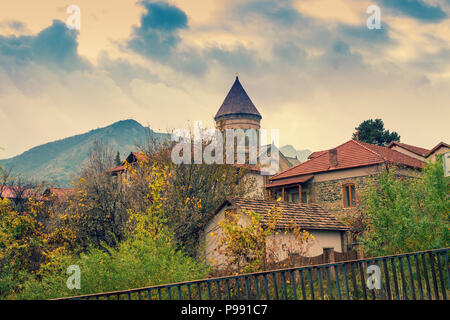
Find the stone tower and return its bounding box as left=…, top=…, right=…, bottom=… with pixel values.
left=214, top=76, right=262, bottom=131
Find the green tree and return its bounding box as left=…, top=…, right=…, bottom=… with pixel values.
left=359, top=158, right=449, bottom=256
left=114, top=151, right=121, bottom=166
left=352, top=119, right=400, bottom=146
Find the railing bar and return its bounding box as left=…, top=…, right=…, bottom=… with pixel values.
left=158, top=288, right=162, bottom=300
left=374, top=260, right=382, bottom=300
left=398, top=256, right=408, bottom=300
left=382, top=259, right=391, bottom=300
left=414, top=255, right=424, bottom=300
left=334, top=265, right=342, bottom=300
left=290, top=271, right=297, bottom=300
left=342, top=263, right=350, bottom=300
left=359, top=261, right=367, bottom=300
left=281, top=271, right=288, bottom=300
left=272, top=273, right=279, bottom=300
left=436, top=252, right=447, bottom=300
left=147, top=289, right=152, bottom=300
left=391, top=258, right=400, bottom=300
left=167, top=287, right=172, bottom=300
left=326, top=267, right=333, bottom=300
left=445, top=251, right=450, bottom=289
left=254, top=276, right=260, bottom=300
left=226, top=279, right=231, bottom=300
left=421, top=253, right=432, bottom=300
left=138, top=291, right=142, bottom=300
left=298, top=270, right=306, bottom=300
left=187, top=284, right=192, bottom=300
left=245, top=277, right=251, bottom=300
left=178, top=285, right=182, bottom=300
left=236, top=278, right=242, bottom=300
left=429, top=252, right=440, bottom=300
left=207, top=281, right=212, bottom=300
left=197, top=283, right=202, bottom=300
left=350, top=262, right=358, bottom=300
left=263, top=275, right=270, bottom=300
left=216, top=280, right=221, bottom=300
left=318, top=267, right=324, bottom=300
left=406, top=255, right=416, bottom=300
left=308, top=269, right=315, bottom=300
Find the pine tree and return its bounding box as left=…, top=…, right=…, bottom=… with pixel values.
left=114, top=151, right=121, bottom=166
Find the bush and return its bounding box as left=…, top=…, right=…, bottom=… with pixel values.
left=360, top=157, right=449, bottom=256
left=13, top=231, right=209, bottom=300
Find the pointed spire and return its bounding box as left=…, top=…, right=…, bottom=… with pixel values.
left=214, top=76, right=262, bottom=121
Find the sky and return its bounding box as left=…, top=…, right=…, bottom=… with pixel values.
left=0, top=0, right=449, bottom=159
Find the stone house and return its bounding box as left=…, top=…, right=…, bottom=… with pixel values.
left=387, top=141, right=449, bottom=163
left=201, top=198, right=349, bottom=269
left=265, top=139, right=425, bottom=218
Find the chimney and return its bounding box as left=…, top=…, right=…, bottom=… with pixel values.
left=329, top=148, right=338, bottom=168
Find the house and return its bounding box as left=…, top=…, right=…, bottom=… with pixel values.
left=201, top=198, right=349, bottom=269
left=265, top=139, right=425, bottom=217
left=107, top=152, right=148, bottom=176
left=387, top=141, right=449, bottom=162
left=425, top=142, right=450, bottom=162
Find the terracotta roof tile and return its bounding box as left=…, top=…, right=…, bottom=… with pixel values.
left=225, top=198, right=349, bottom=231
left=387, top=141, right=430, bottom=157
left=270, top=140, right=424, bottom=181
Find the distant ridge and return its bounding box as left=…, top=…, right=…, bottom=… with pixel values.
left=0, top=119, right=169, bottom=187
left=280, top=145, right=312, bottom=163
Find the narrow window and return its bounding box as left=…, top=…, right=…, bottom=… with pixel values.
left=343, top=184, right=356, bottom=207
left=301, top=191, right=308, bottom=204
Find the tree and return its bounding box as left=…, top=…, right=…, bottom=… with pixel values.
left=358, top=158, right=449, bottom=256
left=114, top=151, right=121, bottom=166
left=133, top=133, right=255, bottom=257
left=212, top=204, right=314, bottom=273
left=52, top=140, right=130, bottom=251
left=352, top=119, right=400, bottom=146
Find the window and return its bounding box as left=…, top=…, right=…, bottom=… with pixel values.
left=343, top=184, right=356, bottom=208
left=301, top=191, right=308, bottom=204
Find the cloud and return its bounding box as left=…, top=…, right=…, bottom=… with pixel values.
left=236, top=0, right=306, bottom=27
left=0, top=20, right=89, bottom=72
left=378, top=0, right=448, bottom=22
left=337, top=23, right=391, bottom=44
left=0, top=20, right=26, bottom=32
left=127, top=1, right=188, bottom=59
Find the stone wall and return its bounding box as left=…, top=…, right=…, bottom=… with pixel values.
left=310, top=175, right=374, bottom=217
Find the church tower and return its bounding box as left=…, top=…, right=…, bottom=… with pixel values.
left=214, top=76, right=262, bottom=131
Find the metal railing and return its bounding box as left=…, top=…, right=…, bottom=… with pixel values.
left=56, top=248, right=449, bottom=300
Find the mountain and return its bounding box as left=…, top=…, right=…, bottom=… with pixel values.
left=280, top=145, right=312, bottom=163
left=0, top=119, right=169, bottom=187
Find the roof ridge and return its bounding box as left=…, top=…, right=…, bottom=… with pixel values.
left=351, top=140, right=387, bottom=162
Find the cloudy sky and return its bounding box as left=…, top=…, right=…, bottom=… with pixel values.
left=0, top=0, right=449, bottom=158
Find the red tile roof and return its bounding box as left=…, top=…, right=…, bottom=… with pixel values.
left=387, top=141, right=430, bottom=157
left=217, top=198, right=349, bottom=231
left=307, top=150, right=327, bottom=159
left=266, top=175, right=313, bottom=188
left=270, top=140, right=424, bottom=181
left=0, top=186, right=34, bottom=199
left=427, top=142, right=450, bottom=156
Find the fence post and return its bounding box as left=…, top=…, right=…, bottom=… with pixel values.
left=323, top=248, right=335, bottom=277
left=353, top=242, right=364, bottom=259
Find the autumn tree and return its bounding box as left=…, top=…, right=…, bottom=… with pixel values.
left=212, top=204, right=314, bottom=273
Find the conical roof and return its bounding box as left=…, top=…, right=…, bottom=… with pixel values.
left=214, top=76, right=261, bottom=120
